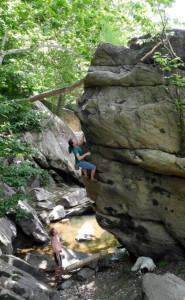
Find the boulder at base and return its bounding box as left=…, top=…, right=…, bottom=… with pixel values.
left=0, top=217, right=17, bottom=254
left=142, top=273, right=185, bottom=300
left=76, top=29, right=185, bottom=260
left=0, top=259, right=60, bottom=300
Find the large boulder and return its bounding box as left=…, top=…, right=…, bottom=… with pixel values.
left=142, top=273, right=185, bottom=300
left=23, top=101, right=81, bottom=183
left=16, top=201, right=49, bottom=243
left=55, top=187, right=94, bottom=217
left=0, top=254, right=47, bottom=282
left=75, top=29, right=185, bottom=260
left=49, top=205, right=66, bottom=221
left=0, top=217, right=17, bottom=254
left=0, top=259, right=59, bottom=300
left=30, top=187, right=55, bottom=202
left=65, top=197, right=94, bottom=217
left=56, top=187, right=87, bottom=208
left=24, top=252, right=54, bottom=272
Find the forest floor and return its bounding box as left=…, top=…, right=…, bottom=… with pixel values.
left=52, top=253, right=185, bottom=300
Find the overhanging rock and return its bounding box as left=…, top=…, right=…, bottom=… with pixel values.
left=76, top=29, right=185, bottom=260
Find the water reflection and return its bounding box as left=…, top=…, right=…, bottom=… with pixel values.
left=17, top=214, right=119, bottom=258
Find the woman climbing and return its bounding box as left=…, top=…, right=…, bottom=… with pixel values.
left=68, top=138, right=98, bottom=182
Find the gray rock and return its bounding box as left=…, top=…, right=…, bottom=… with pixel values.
left=0, top=287, right=25, bottom=300
left=49, top=205, right=66, bottom=221
left=1, top=254, right=47, bottom=282
left=1, top=183, right=16, bottom=198
left=65, top=197, right=94, bottom=217
left=16, top=200, right=49, bottom=243
left=62, top=248, right=90, bottom=269
left=75, top=233, right=92, bottom=242
left=0, top=217, right=17, bottom=254
left=0, top=259, right=60, bottom=300
left=23, top=101, right=80, bottom=182
left=24, top=252, right=54, bottom=272
left=30, top=187, right=55, bottom=202
left=61, top=279, right=74, bottom=289
left=56, top=188, right=87, bottom=208
left=39, top=211, right=50, bottom=224
left=75, top=30, right=185, bottom=260
left=142, top=273, right=185, bottom=300
left=36, top=201, right=53, bottom=210
left=30, top=176, right=40, bottom=189
left=76, top=267, right=95, bottom=280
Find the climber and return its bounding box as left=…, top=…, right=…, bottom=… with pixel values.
left=68, top=138, right=98, bottom=182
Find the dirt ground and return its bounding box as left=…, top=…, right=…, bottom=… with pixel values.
left=53, top=253, right=185, bottom=300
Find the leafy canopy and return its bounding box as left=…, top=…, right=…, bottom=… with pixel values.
left=0, top=0, right=175, bottom=103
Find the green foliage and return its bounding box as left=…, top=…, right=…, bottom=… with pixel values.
left=0, top=133, right=33, bottom=157
left=159, top=261, right=168, bottom=266
left=0, top=0, right=179, bottom=219
left=14, top=207, right=32, bottom=222
left=0, top=0, right=176, bottom=107
left=0, top=161, right=43, bottom=187
left=154, top=50, right=185, bottom=152
left=100, top=24, right=123, bottom=45
left=39, top=169, right=50, bottom=186
left=0, top=97, right=48, bottom=219
left=0, top=99, right=47, bottom=132
left=155, top=52, right=185, bottom=71
left=0, top=189, right=32, bottom=220
left=154, top=51, right=185, bottom=97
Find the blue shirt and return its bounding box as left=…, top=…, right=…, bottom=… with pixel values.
left=73, top=147, right=83, bottom=164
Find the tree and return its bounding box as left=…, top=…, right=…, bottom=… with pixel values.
left=0, top=0, right=177, bottom=218
left=0, top=0, right=175, bottom=105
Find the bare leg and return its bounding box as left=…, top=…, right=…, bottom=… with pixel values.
left=55, top=264, right=58, bottom=276
left=82, top=168, right=89, bottom=179
left=91, top=168, right=97, bottom=181
left=59, top=267, right=63, bottom=279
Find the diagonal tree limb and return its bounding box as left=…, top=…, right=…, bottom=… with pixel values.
left=0, top=43, right=84, bottom=64
left=30, top=79, right=84, bottom=102
left=140, top=41, right=163, bottom=62
left=3, top=44, right=83, bottom=57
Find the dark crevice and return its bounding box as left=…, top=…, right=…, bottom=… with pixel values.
left=33, top=157, right=84, bottom=187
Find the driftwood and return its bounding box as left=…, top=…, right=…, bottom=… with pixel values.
left=63, top=249, right=108, bottom=273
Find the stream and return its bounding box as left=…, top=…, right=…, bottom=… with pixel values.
left=17, top=214, right=119, bottom=258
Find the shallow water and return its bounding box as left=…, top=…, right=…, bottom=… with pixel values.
left=17, top=214, right=119, bottom=258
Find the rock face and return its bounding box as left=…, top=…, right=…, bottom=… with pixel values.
left=142, top=273, right=185, bottom=300
left=24, top=252, right=54, bottom=272
left=0, top=259, right=59, bottom=300
left=60, top=108, right=81, bottom=132
left=17, top=201, right=49, bottom=243
left=76, top=29, right=185, bottom=260
left=23, top=101, right=80, bottom=183
left=1, top=254, right=48, bottom=282
left=0, top=218, right=17, bottom=254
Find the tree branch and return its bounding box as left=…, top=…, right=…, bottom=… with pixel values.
left=0, top=43, right=84, bottom=64
left=1, top=33, right=7, bottom=51
left=3, top=43, right=83, bottom=57
left=140, top=41, right=163, bottom=62
left=30, top=79, right=84, bottom=102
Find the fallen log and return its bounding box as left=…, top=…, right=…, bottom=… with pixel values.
left=63, top=249, right=108, bottom=273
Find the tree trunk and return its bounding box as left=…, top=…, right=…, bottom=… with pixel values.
left=63, top=250, right=108, bottom=273
left=55, top=95, right=65, bottom=116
